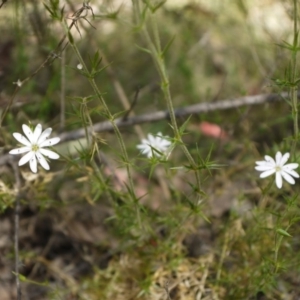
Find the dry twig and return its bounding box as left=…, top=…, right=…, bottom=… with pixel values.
left=0, top=91, right=292, bottom=167
left=0, top=0, right=8, bottom=9
left=58, top=91, right=287, bottom=142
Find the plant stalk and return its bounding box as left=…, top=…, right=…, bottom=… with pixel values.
left=133, top=1, right=202, bottom=196
left=291, top=0, right=299, bottom=156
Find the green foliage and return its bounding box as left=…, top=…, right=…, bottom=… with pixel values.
left=44, top=0, right=64, bottom=21
left=2, top=0, right=300, bottom=299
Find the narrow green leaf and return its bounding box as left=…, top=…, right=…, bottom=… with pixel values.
left=293, top=30, right=299, bottom=47
left=143, top=0, right=166, bottom=13
left=161, top=35, right=176, bottom=58
left=276, top=41, right=294, bottom=51
left=276, top=228, right=292, bottom=237
left=179, top=115, right=192, bottom=135
left=19, top=274, right=27, bottom=281
left=135, top=44, right=152, bottom=54
left=152, top=0, right=167, bottom=12
left=67, top=30, right=74, bottom=45
left=60, top=5, right=65, bottom=21
left=43, top=4, right=53, bottom=16
left=93, top=50, right=100, bottom=65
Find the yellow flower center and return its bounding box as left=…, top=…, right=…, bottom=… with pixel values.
left=31, top=144, right=39, bottom=152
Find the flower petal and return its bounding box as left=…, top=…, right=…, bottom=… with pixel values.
left=22, top=124, right=35, bottom=143
left=39, top=137, right=60, bottom=147
left=36, top=152, right=50, bottom=170
left=12, top=133, right=31, bottom=147
left=147, top=152, right=153, bottom=158
left=160, top=141, right=171, bottom=148
left=29, top=155, right=37, bottom=173
left=255, top=162, right=274, bottom=169
left=157, top=134, right=170, bottom=144
left=37, top=127, right=52, bottom=144
left=39, top=148, right=59, bottom=159
left=151, top=146, right=163, bottom=157
left=255, top=165, right=273, bottom=171
left=280, top=152, right=290, bottom=166
left=148, top=134, right=156, bottom=144
left=275, top=151, right=283, bottom=165
left=264, top=155, right=275, bottom=164
left=137, top=144, right=148, bottom=150
left=18, top=151, right=34, bottom=166
left=281, top=171, right=296, bottom=185
left=283, top=163, right=299, bottom=170
left=32, top=124, right=42, bottom=143
left=282, top=168, right=300, bottom=178
left=256, top=161, right=266, bottom=165
left=9, top=147, right=30, bottom=155
left=137, top=145, right=150, bottom=154
left=275, top=171, right=283, bottom=189
left=138, top=133, right=171, bottom=158
left=260, top=169, right=276, bottom=178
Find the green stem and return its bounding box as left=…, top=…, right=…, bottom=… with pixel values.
left=133, top=2, right=202, bottom=196
left=150, top=14, right=162, bottom=53
left=66, top=26, right=141, bottom=228
left=273, top=234, right=283, bottom=274
left=75, top=46, right=133, bottom=185
left=273, top=224, right=292, bottom=274
left=291, top=0, right=298, bottom=156
left=258, top=179, right=274, bottom=209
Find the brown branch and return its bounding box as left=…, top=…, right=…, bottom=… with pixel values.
left=58, top=92, right=285, bottom=142
left=0, top=0, right=8, bottom=9
left=0, top=92, right=289, bottom=166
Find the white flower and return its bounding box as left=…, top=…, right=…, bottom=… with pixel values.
left=137, top=132, right=171, bottom=158
left=13, top=79, right=22, bottom=87
left=9, top=124, right=60, bottom=173
left=255, top=151, right=299, bottom=189
left=77, top=63, right=83, bottom=70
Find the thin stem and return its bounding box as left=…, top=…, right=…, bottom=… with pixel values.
left=273, top=223, right=292, bottom=274
left=11, top=160, right=22, bottom=300
left=216, top=230, right=229, bottom=282
left=291, top=0, right=298, bottom=156
left=133, top=2, right=202, bottom=196
left=80, top=98, right=91, bottom=146
left=101, top=53, right=144, bottom=139
left=66, top=26, right=141, bottom=228
left=273, top=234, right=283, bottom=274
left=60, top=50, right=66, bottom=130
left=258, top=179, right=274, bottom=209
left=150, top=14, right=162, bottom=53
left=70, top=35, right=132, bottom=183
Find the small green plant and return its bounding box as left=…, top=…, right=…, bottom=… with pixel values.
left=1, top=0, right=300, bottom=299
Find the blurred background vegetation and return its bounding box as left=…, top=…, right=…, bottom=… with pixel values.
left=1, top=0, right=300, bottom=299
